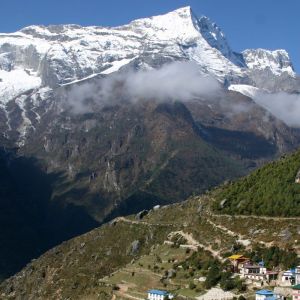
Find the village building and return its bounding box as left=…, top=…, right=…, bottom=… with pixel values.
left=281, top=269, right=295, bottom=286
left=255, top=290, right=276, bottom=300
left=240, top=261, right=278, bottom=282
left=147, top=289, right=173, bottom=300
left=228, top=254, right=249, bottom=272
left=255, top=289, right=284, bottom=300
left=295, top=266, right=300, bottom=285
left=228, top=255, right=279, bottom=284
left=292, top=284, right=300, bottom=300
left=240, top=261, right=266, bottom=279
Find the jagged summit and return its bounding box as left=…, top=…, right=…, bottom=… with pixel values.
left=127, top=5, right=201, bottom=41
left=162, top=5, right=193, bottom=16
left=243, top=48, right=295, bottom=76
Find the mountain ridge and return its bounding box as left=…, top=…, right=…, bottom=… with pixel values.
left=0, top=6, right=296, bottom=91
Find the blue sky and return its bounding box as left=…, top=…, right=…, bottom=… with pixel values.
left=1, top=0, right=299, bottom=72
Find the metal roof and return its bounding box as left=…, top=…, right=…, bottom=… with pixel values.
left=228, top=254, right=248, bottom=260
left=293, top=284, right=300, bottom=290
left=148, top=289, right=168, bottom=295
left=255, top=289, right=274, bottom=295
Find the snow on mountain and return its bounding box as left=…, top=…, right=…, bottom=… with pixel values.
left=0, top=7, right=296, bottom=97
left=243, top=48, right=295, bottom=77
left=0, top=6, right=298, bottom=142
left=228, top=84, right=261, bottom=98
left=0, top=69, right=41, bottom=106
left=195, top=16, right=245, bottom=68
left=0, top=7, right=245, bottom=96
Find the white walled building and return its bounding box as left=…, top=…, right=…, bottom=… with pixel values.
left=148, top=290, right=173, bottom=300
left=240, top=263, right=266, bottom=279
left=295, top=266, right=300, bottom=285
left=240, top=262, right=278, bottom=282
left=281, top=269, right=295, bottom=286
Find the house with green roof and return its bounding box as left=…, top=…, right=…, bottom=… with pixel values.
left=292, top=284, right=300, bottom=300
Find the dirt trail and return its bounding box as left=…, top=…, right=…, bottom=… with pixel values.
left=115, top=283, right=143, bottom=300
left=115, top=216, right=246, bottom=258
left=114, top=216, right=177, bottom=227
left=210, top=212, right=300, bottom=221
left=168, top=230, right=224, bottom=261
left=206, top=218, right=272, bottom=247
left=206, top=219, right=240, bottom=238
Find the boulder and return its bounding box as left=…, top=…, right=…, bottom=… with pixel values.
left=220, top=199, right=227, bottom=209
left=135, top=210, right=148, bottom=220
left=153, top=205, right=161, bottom=211
left=167, top=268, right=176, bottom=278
left=129, top=240, right=140, bottom=255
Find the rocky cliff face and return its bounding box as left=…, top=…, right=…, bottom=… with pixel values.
left=243, top=49, right=295, bottom=76
left=20, top=95, right=245, bottom=222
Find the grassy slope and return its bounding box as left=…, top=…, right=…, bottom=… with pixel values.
left=2, top=193, right=300, bottom=299
left=213, top=149, right=300, bottom=216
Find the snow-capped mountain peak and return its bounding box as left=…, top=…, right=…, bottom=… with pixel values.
left=243, top=48, right=295, bottom=76
left=0, top=6, right=246, bottom=92
left=127, top=6, right=244, bottom=68
left=0, top=6, right=298, bottom=147
left=0, top=6, right=297, bottom=114
left=126, top=6, right=199, bottom=42
left=193, top=15, right=244, bottom=67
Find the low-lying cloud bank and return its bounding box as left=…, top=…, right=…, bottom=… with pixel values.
left=65, top=61, right=221, bottom=113
left=254, top=91, right=300, bottom=128
left=229, top=84, right=300, bottom=128
left=65, top=62, right=300, bottom=128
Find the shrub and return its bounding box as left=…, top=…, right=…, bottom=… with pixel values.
left=189, top=282, right=196, bottom=290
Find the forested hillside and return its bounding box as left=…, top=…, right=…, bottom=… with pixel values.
left=213, top=150, right=300, bottom=216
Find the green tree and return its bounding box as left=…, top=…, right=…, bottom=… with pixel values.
left=205, top=263, right=221, bottom=289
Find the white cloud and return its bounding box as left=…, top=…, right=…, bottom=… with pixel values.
left=251, top=90, right=300, bottom=127
left=229, top=84, right=300, bottom=128
left=64, top=61, right=221, bottom=113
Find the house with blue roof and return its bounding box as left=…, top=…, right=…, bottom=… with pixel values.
left=147, top=289, right=173, bottom=300
left=256, top=289, right=274, bottom=300
left=255, top=289, right=283, bottom=300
